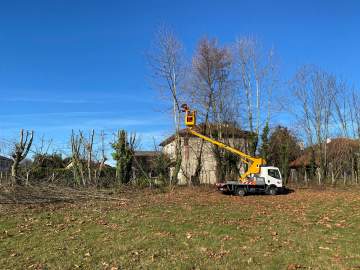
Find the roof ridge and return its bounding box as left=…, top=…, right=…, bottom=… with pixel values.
left=159, top=123, right=254, bottom=146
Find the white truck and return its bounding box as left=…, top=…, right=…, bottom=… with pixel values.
left=216, top=166, right=284, bottom=196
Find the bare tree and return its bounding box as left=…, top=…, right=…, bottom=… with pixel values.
left=148, top=25, right=185, bottom=184
left=97, top=130, right=107, bottom=179
left=332, top=80, right=351, bottom=138
left=11, top=129, right=34, bottom=185
left=348, top=89, right=360, bottom=183
left=190, top=38, right=234, bottom=124
left=346, top=88, right=360, bottom=139
left=80, top=129, right=95, bottom=184
left=291, top=66, right=338, bottom=183
left=70, top=130, right=85, bottom=186
left=24, top=135, right=53, bottom=184
left=233, top=37, right=278, bottom=155
left=186, top=38, right=234, bottom=184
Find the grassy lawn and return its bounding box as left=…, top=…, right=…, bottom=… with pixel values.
left=1, top=186, right=360, bottom=269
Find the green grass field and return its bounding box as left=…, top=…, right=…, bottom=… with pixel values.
left=1, top=186, right=360, bottom=269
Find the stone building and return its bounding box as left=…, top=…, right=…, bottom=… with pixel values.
left=289, top=138, right=360, bottom=183
left=132, top=151, right=160, bottom=179
left=160, top=123, right=254, bottom=185
left=0, top=155, right=12, bottom=173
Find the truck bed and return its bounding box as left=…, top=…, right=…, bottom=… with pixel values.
left=216, top=181, right=285, bottom=195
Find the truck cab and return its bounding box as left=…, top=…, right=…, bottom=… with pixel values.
left=259, top=166, right=283, bottom=188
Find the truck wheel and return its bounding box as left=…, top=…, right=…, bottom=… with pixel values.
left=268, top=186, right=277, bottom=196
left=236, top=188, right=246, bottom=196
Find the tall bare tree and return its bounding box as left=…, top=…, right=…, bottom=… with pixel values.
left=346, top=89, right=360, bottom=183
left=11, top=129, right=34, bottom=185
left=190, top=38, right=234, bottom=124
left=70, top=130, right=85, bottom=186
left=148, top=26, right=186, bottom=184
left=233, top=37, right=278, bottom=155
left=334, top=86, right=360, bottom=140
left=332, top=80, right=351, bottom=138
left=80, top=129, right=95, bottom=184
left=187, top=38, right=235, bottom=183
left=349, top=89, right=360, bottom=139
left=291, top=66, right=338, bottom=183
left=98, top=130, right=107, bottom=179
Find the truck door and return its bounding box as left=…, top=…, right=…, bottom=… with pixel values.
left=267, top=168, right=282, bottom=187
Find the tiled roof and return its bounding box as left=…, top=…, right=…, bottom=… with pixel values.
left=134, top=151, right=160, bottom=157
left=290, top=138, right=360, bottom=168
left=159, top=123, right=254, bottom=146
left=0, top=155, right=12, bottom=162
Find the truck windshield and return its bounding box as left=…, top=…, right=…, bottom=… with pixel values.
left=268, top=169, right=281, bottom=179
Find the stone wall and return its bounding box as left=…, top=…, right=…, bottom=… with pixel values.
left=162, top=137, right=247, bottom=184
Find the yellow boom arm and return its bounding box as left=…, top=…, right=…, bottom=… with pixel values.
left=181, top=104, right=266, bottom=181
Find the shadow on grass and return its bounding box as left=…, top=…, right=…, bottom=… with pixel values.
left=0, top=185, right=75, bottom=204
left=0, top=185, right=123, bottom=204
left=220, top=186, right=295, bottom=197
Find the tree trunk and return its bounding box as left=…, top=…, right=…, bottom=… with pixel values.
left=354, top=171, right=357, bottom=184
left=171, top=133, right=182, bottom=185
left=356, top=171, right=358, bottom=185
left=11, top=160, right=19, bottom=185
left=317, top=168, right=321, bottom=185
left=25, top=172, right=29, bottom=186
left=87, top=157, right=92, bottom=183
left=351, top=158, right=355, bottom=183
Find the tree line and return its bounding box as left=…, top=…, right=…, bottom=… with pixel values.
left=148, top=26, right=360, bottom=186
left=1, top=27, right=359, bottom=187
left=0, top=128, right=172, bottom=187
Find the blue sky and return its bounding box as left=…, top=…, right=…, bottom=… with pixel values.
left=0, top=0, right=359, bottom=156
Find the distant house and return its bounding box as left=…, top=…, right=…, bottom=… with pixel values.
left=290, top=138, right=360, bottom=169
left=132, top=151, right=160, bottom=179
left=160, top=123, right=255, bottom=185
left=289, top=138, right=360, bottom=181
left=64, top=152, right=161, bottom=179
left=0, top=155, right=12, bottom=173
